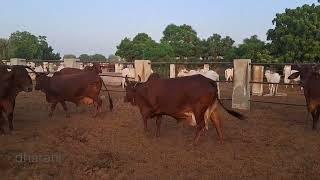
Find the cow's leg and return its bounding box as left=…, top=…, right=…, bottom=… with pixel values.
left=8, top=101, right=15, bottom=132
left=155, top=116, right=162, bottom=137
left=93, top=97, right=102, bottom=117
left=60, top=101, right=70, bottom=118
left=211, top=112, right=224, bottom=144
left=311, top=109, right=320, bottom=130
left=49, top=102, right=58, bottom=117
left=275, top=84, right=279, bottom=95
left=0, top=111, right=5, bottom=134
left=193, top=121, right=205, bottom=145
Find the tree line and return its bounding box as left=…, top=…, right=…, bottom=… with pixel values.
left=116, top=3, right=320, bottom=63
left=0, top=31, right=61, bottom=60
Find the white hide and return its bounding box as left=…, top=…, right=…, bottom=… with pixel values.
left=224, top=68, right=234, bottom=81
left=265, top=70, right=281, bottom=96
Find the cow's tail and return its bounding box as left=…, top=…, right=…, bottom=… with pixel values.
left=209, top=80, right=245, bottom=120
left=100, top=78, right=114, bottom=111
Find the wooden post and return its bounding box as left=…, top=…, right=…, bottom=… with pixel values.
left=170, top=64, right=175, bottom=78
left=232, top=59, right=251, bottom=110
left=252, top=65, right=264, bottom=96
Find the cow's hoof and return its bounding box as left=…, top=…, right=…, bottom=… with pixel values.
left=48, top=114, right=53, bottom=118
left=66, top=115, right=71, bottom=118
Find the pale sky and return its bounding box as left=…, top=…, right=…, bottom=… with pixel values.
left=0, top=0, right=317, bottom=56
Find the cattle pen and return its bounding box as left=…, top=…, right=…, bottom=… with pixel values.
left=1, top=59, right=320, bottom=179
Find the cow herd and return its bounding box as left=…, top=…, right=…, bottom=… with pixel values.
left=0, top=63, right=319, bottom=145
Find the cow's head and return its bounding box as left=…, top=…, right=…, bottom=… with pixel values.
left=288, top=65, right=317, bottom=87
left=35, top=72, right=50, bottom=91
left=124, top=75, right=141, bottom=105
left=10, top=66, right=33, bottom=92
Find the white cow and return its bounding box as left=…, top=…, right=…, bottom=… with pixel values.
left=265, top=70, right=281, bottom=96
left=26, top=62, right=36, bottom=69
left=121, top=65, right=155, bottom=88
left=35, top=65, right=45, bottom=73
left=224, top=68, right=233, bottom=81
left=177, top=68, right=220, bottom=98
left=283, top=65, right=291, bottom=88
left=57, top=63, right=65, bottom=71
left=121, top=67, right=136, bottom=88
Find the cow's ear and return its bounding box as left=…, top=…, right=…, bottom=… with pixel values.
left=288, top=72, right=300, bottom=79
left=138, top=75, right=141, bottom=82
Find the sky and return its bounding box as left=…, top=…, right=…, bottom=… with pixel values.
left=0, top=0, right=317, bottom=57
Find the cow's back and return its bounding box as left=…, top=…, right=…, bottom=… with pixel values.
left=48, top=72, right=101, bottom=99
left=140, top=75, right=218, bottom=112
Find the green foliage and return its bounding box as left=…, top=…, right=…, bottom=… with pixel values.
left=204, top=34, right=235, bottom=60
left=116, top=33, right=174, bottom=62
left=90, top=54, right=106, bottom=61
left=0, top=38, right=9, bottom=60
left=236, top=35, right=274, bottom=62
left=108, top=54, right=121, bottom=62
left=267, top=4, right=320, bottom=62
left=63, top=54, right=77, bottom=59
left=161, top=24, right=200, bottom=59
left=78, top=53, right=107, bottom=61
left=7, top=31, right=60, bottom=60
left=79, top=54, right=90, bottom=61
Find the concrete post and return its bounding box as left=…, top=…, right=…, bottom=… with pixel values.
left=170, top=64, right=175, bottom=78
left=251, top=65, right=264, bottom=96
left=64, top=58, right=80, bottom=68
left=134, top=60, right=152, bottom=82
left=232, top=59, right=251, bottom=110
left=10, top=58, right=26, bottom=65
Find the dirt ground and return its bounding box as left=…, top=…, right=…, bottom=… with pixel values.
left=0, top=83, right=319, bottom=180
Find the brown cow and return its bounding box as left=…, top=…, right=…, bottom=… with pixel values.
left=288, top=65, right=320, bottom=130
left=34, top=71, right=113, bottom=118
left=124, top=74, right=244, bottom=145
left=54, top=63, right=102, bottom=76
left=0, top=65, right=33, bottom=134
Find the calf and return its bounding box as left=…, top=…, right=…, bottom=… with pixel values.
left=288, top=65, right=320, bottom=130
left=34, top=71, right=113, bottom=118
left=124, top=75, right=244, bottom=145
left=0, top=65, right=33, bottom=133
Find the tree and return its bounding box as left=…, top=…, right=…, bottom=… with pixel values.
left=0, top=38, right=9, bottom=60
left=5, top=31, right=60, bottom=60
left=205, top=34, right=235, bottom=60
left=267, top=4, right=320, bottom=62
left=79, top=54, right=90, bottom=61
left=90, top=54, right=106, bottom=61
left=161, top=24, right=200, bottom=59
left=236, top=35, right=274, bottom=62
left=8, top=31, right=40, bottom=59
left=63, top=54, right=77, bottom=59
left=37, top=36, right=60, bottom=60
left=108, top=54, right=121, bottom=62
left=116, top=33, right=160, bottom=61
left=115, top=37, right=134, bottom=61
left=145, top=42, right=174, bottom=61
